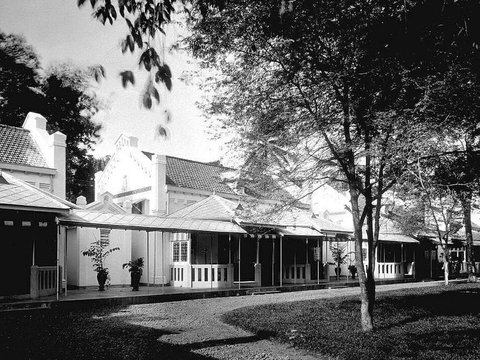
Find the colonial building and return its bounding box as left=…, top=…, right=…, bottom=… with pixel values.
left=0, top=112, right=66, bottom=199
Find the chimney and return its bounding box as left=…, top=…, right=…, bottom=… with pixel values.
left=123, top=200, right=133, bottom=213
left=23, top=113, right=67, bottom=199
left=50, top=131, right=66, bottom=199
left=151, top=154, right=167, bottom=216
left=76, top=196, right=87, bottom=208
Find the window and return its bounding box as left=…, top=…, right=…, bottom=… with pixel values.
left=39, top=183, right=51, bottom=191
left=100, top=229, right=110, bottom=247
left=180, top=242, right=188, bottom=262
left=173, top=242, right=180, bottom=262
left=172, top=241, right=188, bottom=262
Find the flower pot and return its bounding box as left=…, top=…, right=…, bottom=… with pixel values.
left=131, top=272, right=142, bottom=291
left=97, top=271, right=108, bottom=291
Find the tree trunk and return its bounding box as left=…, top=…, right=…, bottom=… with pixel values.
left=462, top=195, right=477, bottom=282
left=351, top=193, right=374, bottom=332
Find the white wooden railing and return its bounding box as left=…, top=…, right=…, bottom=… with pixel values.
left=170, top=264, right=234, bottom=289
left=30, top=265, right=60, bottom=299
left=283, top=264, right=310, bottom=284
left=375, top=262, right=413, bottom=279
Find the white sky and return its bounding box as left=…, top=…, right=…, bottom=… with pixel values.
left=0, top=0, right=223, bottom=162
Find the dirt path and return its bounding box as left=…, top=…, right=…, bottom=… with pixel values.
left=113, top=281, right=444, bottom=359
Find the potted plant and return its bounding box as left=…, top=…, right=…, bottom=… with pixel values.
left=82, top=240, right=119, bottom=291
left=123, top=257, right=144, bottom=291
left=348, top=264, right=357, bottom=279
left=329, top=243, right=348, bottom=280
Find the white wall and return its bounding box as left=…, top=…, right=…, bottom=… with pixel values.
left=71, top=227, right=132, bottom=287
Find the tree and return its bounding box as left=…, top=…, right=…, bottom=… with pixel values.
left=396, top=155, right=464, bottom=285
left=184, top=0, right=434, bottom=332
left=77, top=0, right=480, bottom=331
left=0, top=32, right=103, bottom=202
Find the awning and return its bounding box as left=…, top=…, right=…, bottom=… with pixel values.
left=277, top=226, right=324, bottom=238
left=59, top=210, right=246, bottom=234
left=377, top=233, right=419, bottom=244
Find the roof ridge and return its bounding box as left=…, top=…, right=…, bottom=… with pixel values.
left=166, top=155, right=234, bottom=170
left=0, top=123, right=30, bottom=132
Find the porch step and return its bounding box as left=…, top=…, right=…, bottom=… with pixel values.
left=247, top=289, right=281, bottom=295
left=0, top=301, right=52, bottom=312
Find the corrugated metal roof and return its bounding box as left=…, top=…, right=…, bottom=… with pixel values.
left=168, top=195, right=238, bottom=221
left=59, top=210, right=246, bottom=234
left=0, top=124, right=49, bottom=168
left=278, top=226, right=324, bottom=237
left=0, top=172, right=70, bottom=211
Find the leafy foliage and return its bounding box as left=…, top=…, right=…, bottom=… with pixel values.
left=82, top=238, right=120, bottom=273
left=0, top=32, right=103, bottom=202
left=78, top=0, right=180, bottom=108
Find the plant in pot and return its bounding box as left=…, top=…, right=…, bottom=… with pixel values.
left=348, top=264, right=357, bottom=279
left=82, top=240, right=119, bottom=291
left=329, top=243, right=348, bottom=280
left=123, top=257, right=144, bottom=291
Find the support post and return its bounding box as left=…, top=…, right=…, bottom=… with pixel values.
left=317, top=238, right=320, bottom=285
left=280, top=235, right=283, bottom=287
left=56, top=218, right=60, bottom=301
left=65, top=229, right=68, bottom=297
left=146, top=231, right=150, bottom=288
left=272, top=238, right=275, bottom=286
left=254, top=237, right=261, bottom=286
left=153, top=232, right=157, bottom=286
left=238, top=236, right=241, bottom=290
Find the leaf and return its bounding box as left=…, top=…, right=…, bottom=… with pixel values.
left=155, top=64, right=172, bottom=91
left=157, top=125, right=168, bottom=138
left=77, top=0, right=88, bottom=7
left=142, top=91, right=152, bottom=109
left=119, top=71, right=135, bottom=87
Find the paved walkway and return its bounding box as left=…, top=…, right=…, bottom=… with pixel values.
left=102, top=280, right=450, bottom=360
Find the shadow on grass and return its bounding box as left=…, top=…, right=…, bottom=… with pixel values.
left=0, top=305, right=219, bottom=360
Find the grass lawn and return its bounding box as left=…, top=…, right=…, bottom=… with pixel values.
left=0, top=305, right=209, bottom=360
left=223, top=283, right=480, bottom=360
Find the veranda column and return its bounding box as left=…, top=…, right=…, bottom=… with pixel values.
left=56, top=218, right=60, bottom=301
left=280, top=235, right=283, bottom=287
left=146, top=231, right=150, bottom=288
left=272, top=239, right=275, bottom=286
left=254, top=237, right=261, bottom=286
left=64, top=229, right=68, bottom=297
left=401, top=243, right=404, bottom=276
left=228, top=233, right=233, bottom=287
left=317, top=238, right=320, bottom=284
left=238, top=236, right=241, bottom=290
left=305, top=238, right=311, bottom=282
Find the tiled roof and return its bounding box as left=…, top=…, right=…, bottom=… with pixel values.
left=0, top=172, right=70, bottom=211
left=0, top=124, right=49, bottom=168
left=142, top=152, right=294, bottom=201
left=59, top=210, right=246, bottom=234
left=165, top=156, right=235, bottom=194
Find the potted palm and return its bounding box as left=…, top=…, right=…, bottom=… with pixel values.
left=123, top=258, right=144, bottom=291
left=329, top=243, right=348, bottom=280
left=82, top=240, right=119, bottom=291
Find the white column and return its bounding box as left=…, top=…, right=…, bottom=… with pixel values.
left=56, top=219, right=60, bottom=301
left=238, top=236, right=241, bottom=290
left=280, top=235, right=283, bottom=287
left=146, top=232, right=150, bottom=288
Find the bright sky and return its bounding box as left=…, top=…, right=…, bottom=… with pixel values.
left=0, top=0, right=223, bottom=162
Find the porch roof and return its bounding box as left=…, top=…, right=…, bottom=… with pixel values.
left=0, top=172, right=71, bottom=213
left=277, top=226, right=324, bottom=237
left=59, top=210, right=246, bottom=234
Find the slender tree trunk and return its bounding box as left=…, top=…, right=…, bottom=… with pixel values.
left=351, top=191, right=374, bottom=331
left=444, top=259, right=449, bottom=286
left=462, top=194, right=477, bottom=282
